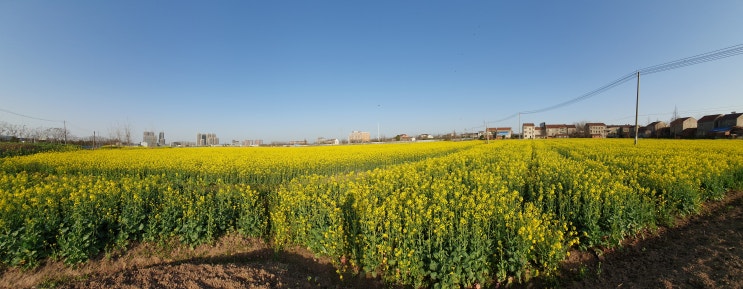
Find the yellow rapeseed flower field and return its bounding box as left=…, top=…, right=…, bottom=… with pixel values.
left=1, top=139, right=741, bottom=287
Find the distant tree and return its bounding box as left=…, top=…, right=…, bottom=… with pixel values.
left=109, top=120, right=133, bottom=146
left=124, top=122, right=132, bottom=145
left=29, top=127, right=44, bottom=143
left=44, top=127, right=67, bottom=143
left=573, top=121, right=588, bottom=137
left=0, top=121, right=8, bottom=137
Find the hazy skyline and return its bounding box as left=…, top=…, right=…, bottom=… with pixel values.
left=2, top=1, right=743, bottom=143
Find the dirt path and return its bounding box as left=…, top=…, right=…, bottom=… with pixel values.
left=557, top=190, right=743, bottom=289
left=2, top=191, right=742, bottom=289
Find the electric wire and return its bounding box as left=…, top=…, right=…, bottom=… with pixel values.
left=480, top=43, right=743, bottom=130
left=0, top=108, right=63, bottom=123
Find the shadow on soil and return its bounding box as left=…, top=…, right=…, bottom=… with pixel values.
left=57, top=246, right=391, bottom=289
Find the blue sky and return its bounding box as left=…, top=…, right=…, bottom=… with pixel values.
left=2, top=1, right=743, bottom=143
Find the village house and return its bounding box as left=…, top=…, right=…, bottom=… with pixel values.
left=534, top=126, right=545, bottom=139
left=486, top=127, right=513, bottom=139
left=584, top=123, right=607, bottom=138
left=516, top=111, right=738, bottom=140
left=606, top=125, right=634, bottom=138
left=542, top=123, right=576, bottom=138
left=670, top=117, right=697, bottom=138
left=696, top=114, right=723, bottom=137
left=718, top=112, right=743, bottom=128
left=522, top=123, right=535, bottom=139
left=644, top=121, right=667, bottom=138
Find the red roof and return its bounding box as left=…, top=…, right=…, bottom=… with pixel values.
left=544, top=124, right=574, bottom=129
left=670, top=117, right=694, bottom=126
left=698, top=114, right=722, bottom=123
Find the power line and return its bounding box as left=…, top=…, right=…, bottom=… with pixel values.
left=639, top=44, right=743, bottom=75
left=486, top=43, right=743, bottom=126
left=520, top=72, right=637, bottom=115
left=0, top=108, right=63, bottom=123
left=486, top=113, right=519, bottom=124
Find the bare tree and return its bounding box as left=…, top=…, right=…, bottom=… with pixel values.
left=0, top=121, right=8, bottom=137
left=45, top=127, right=67, bottom=143
left=108, top=120, right=133, bottom=146
left=30, top=127, right=44, bottom=143
left=109, top=124, right=123, bottom=146
left=573, top=121, right=588, bottom=137
left=7, top=123, right=20, bottom=138
left=123, top=122, right=132, bottom=145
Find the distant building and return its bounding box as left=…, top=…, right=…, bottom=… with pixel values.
left=644, top=121, right=667, bottom=138
left=533, top=126, right=545, bottom=139
left=522, top=123, right=535, bottom=139
left=349, top=131, right=370, bottom=143
left=158, top=132, right=165, bottom=146
left=585, top=123, right=607, bottom=138
left=606, top=125, right=633, bottom=138
left=486, top=127, right=512, bottom=139
left=696, top=114, right=723, bottom=137
left=142, top=131, right=156, bottom=147
left=197, top=133, right=219, bottom=146
left=289, top=140, right=308, bottom=146
left=316, top=137, right=340, bottom=145
left=542, top=123, right=575, bottom=138
left=419, top=134, right=435, bottom=140
left=670, top=117, right=697, bottom=138
left=719, top=112, right=743, bottom=128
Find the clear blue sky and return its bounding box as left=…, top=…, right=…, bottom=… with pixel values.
left=2, top=1, right=743, bottom=143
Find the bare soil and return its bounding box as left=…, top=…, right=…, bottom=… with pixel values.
left=2, top=191, right=742, bottom=289
left=0, top=236, right=385, bottom=289
left=553, top=190, right=743, bottom=289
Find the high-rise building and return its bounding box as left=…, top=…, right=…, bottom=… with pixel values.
left=142, top=131, right=156, bottom=147
left=197, top=133, right=219, bottom=146
left=158, top=132, right=165, bottom=146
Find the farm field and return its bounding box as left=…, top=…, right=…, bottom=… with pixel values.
left=1, top=139, right=742, bottom=288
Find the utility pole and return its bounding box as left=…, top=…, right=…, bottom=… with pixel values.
left=377, top=122, right=380, bottom=142
left=63, top=120, right=67, bottom=144
left=518, top=112, right=522, bottom=139
left=634, top=71, right=640, bottom=146
left=484, top=121, right=489, bottom=144
left=93, top=131, right=96, bottom=149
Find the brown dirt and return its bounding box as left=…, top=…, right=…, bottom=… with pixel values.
left=2, top=191, right=742, bottom=289
left=554, top=190, right=743, bottom=289
left=0, top=236, right=385, bottom=289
